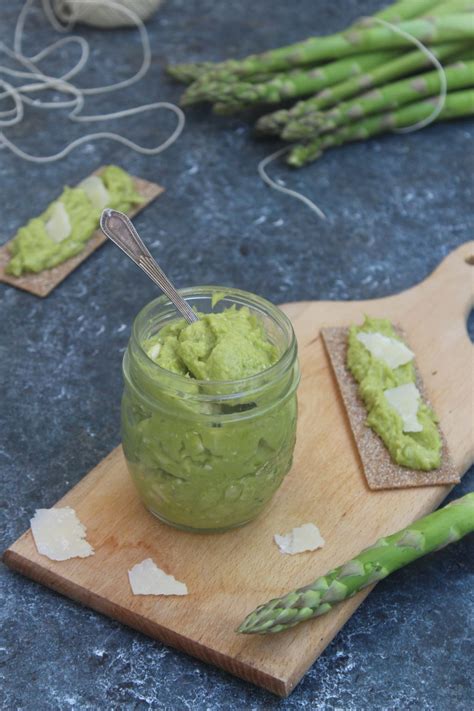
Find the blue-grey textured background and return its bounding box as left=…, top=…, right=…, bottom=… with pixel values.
left=1, top=1, right=473, bottom=709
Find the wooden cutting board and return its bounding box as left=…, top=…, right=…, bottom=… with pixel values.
left=3, top=242, right=473, bottom=697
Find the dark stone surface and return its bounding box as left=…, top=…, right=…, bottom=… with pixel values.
left=1, top=1, right=473, bottom=709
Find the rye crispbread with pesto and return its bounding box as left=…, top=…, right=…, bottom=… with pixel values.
left=0, top=167, right=163, bottom=297
left=322, top=325, right=459, bottom=490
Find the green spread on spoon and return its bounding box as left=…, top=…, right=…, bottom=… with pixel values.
left=347, top=316, right=442, bottom=470
left=6, top=165, right=144, bottom=276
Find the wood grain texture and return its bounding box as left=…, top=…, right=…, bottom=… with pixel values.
left=3, top=242, right=473, bottom=697
left=0, top=168, right=164, bottom=297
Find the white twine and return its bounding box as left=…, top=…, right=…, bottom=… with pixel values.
left=0, top=0, right=185, bottom=163
left=258, top=147, right=327, bottom=220
left=258, top=18, right=448, bottom=218
left=370, top=17, right=447, bottom=133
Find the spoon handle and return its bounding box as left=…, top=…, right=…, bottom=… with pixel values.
left=100, top=209, right=198, bottom=324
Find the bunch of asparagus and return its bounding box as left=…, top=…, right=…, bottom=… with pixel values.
left=238, top=492, right=474, bottom=634
left=167, top=0, right=474, bottom=167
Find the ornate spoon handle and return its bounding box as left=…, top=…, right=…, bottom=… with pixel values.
left=100, top=209, right=198, bottom=324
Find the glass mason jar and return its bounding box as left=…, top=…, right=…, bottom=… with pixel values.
left=121, top=286, right=300, bottom=533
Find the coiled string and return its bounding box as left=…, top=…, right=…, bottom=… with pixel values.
left=0, top=5, right=448, bottom=217
left=0, top=0, right=185, bottom=163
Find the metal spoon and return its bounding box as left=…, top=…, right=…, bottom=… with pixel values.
left=100, top=209, right=198, bottom=324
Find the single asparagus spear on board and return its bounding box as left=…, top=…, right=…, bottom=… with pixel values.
left=238, top=493, right=474, bottom=634
left=287, top=88, right=474, bottom=167
left=282, top=59, right=474, bottom=140
left=167, top=0, right=446, bottom=85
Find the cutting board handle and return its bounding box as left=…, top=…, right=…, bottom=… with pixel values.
left=416, top=241, right=474, bottom=320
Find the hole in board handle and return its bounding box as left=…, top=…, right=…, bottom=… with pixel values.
left=467, top=309, right=474, bottom=344
left=465, top=255, right=474, bottom=265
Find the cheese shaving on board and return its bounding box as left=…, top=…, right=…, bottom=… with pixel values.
left=274, top=523, right=325, bottom=555
left=356, top=331, right=414, bottom=369
left=128, top=558, right=188, bottom=596
left=30, top=507, right=94, bottom=561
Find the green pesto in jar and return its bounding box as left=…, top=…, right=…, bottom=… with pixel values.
left=121, top=300, right=299, bottom=532
left=148, top=305, right=280, bottom=380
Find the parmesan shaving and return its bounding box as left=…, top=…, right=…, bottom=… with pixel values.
left=78, top=175, right=110, bottom=210
left=30, top=506, right=94, bottom=561
left=45, top=202, right=71, bottom=243
left=274, top=523, right=325, bottom=555
left=128, top=558, right=188, bottom=596
left=148, top=343, right=161, bottom=361
left=384, top=382, right=423, bottom=433
left=356, top=331, right=414, bottom=370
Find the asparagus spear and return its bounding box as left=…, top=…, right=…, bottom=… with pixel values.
left=179, top=15, right=474, bottom=89
left=166, top=62, right=216, bottom=84
left=208, top=40, right=468, bottom=114
left=256, top=0, right=474, bottom=134
left=370, top=0, right=447, bottom=22
left=182, top=50, right=401, bottom=107
left=287, top=88, right=474, bottom=167
left=238, top=493, right=474, bottom=634
left=256, top=41, right=464, bottom=135
left=168, top=65, right=282, bottom=87
left=282, top=59, right=474, bottom=140
left=167, top=0, right=445, bottom=85
left=194, top=12, right=473, bottom=110
left=360, top=0, right=470, bottom=24
left=215, top=41, right=466, bottom=115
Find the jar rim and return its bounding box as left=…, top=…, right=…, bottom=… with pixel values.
left=130, top=285, right=297, bottom=397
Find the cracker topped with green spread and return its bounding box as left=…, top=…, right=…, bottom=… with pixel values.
left=347, top=317, right=441, bottom=471
left=322, top=319, right=459, bottom=490
left=0, top=166, right=163, bottom=297
left=6, top=165, right=143, bottom=277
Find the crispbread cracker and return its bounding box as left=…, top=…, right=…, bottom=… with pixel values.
left=0, top=167, right=164, bottom=297
left=322, top=327, right=459, bottom=490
